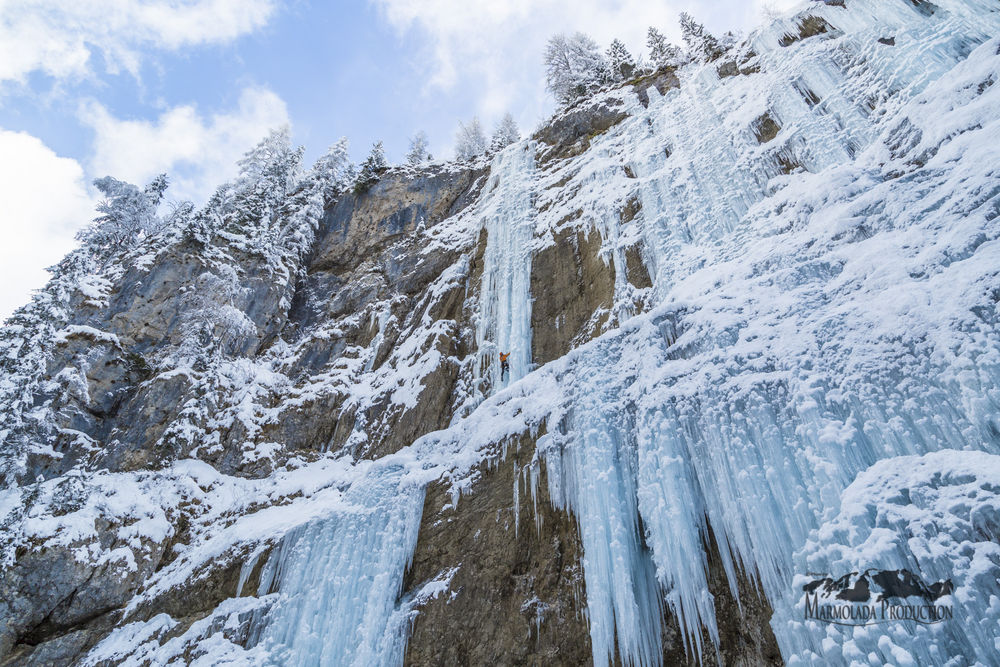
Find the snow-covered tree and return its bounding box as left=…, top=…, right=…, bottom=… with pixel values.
left=455, top=117, right=487, bottom=161
left=759, top=2, right=783, bottom=21
left=406, top=132, right=432, bottom=165
left=679, top=12, right=724, bottom=62
left=605, top=39, right=637, bottom=82
left=178, top=127, right=304, bottom=258
left=183, top=187, right=228, bottom=248
left=216, top=127, right=304, bottom=255
left=310, top=138, right=352, bottom=203
left=354, top=141, right=388, bottom=194
left=720, top=30, right=741, bottom=52
left=180, top=266, right=256, bottom=366
left=279, top=138, right=351, bottom=273
left=489, top=113, right=520, bottom=152
left=0, top=249, right=97, bottom=485
left=647, top=27, right=668, bottom=65
left=164, top=200, right=194, bottom=232
left=647, top=26, right=685, bottom=69
left=76, top=174, right=168, bottom=256
left=231, top=126, right=303, bottom=225
left=544, top=32, right=607, bottom=105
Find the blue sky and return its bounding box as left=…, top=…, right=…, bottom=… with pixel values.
left=0, top=0, right=800, bottom=319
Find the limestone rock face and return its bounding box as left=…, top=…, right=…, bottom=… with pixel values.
left=0, top=518, right=167, bottom=662
left=531, top=228, right=616, bottom=365
left=0, top=92, right=784, bottom=665
left=533, top=97, right=629, bottom=163
left=403, top=434, right=591, bottom=666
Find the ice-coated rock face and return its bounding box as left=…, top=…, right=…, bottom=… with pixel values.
left=249, top=465, right=424, bottom=667
left=776, top=451, right=1000, bottom=665
left=2, top=0, right=1000, bottom=665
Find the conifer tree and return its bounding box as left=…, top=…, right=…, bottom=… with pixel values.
left=606, top=39, right=637, bottom=82
left=647, top=27, right=668, bottom=65
left=647, top=26, right=685, bottom=68
left=280, top=138, right=351, bottom=271
left=679, top=12, right=724, bottom=62
left=0, top=250, right=97, bottom=485
left=455, top=118, right=487, bottom=161
left=406, top=132, right=431, bottom=165
left=310, top=138, right=352, bottom=203
left=720, top=30, right=740, bottom=52
left=489, top=113, right=520, bottom=152
left=354, top=141, right=388, bottom=194
left=230, top=127, right=303, bottom=235
left=76, top=174, right=168, bottom=256
left=178, top=127, right=304, bottom=258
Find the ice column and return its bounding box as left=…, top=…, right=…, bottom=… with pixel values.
left=545, top=323, right=733, bottom=666
left=547, top=341, right=665, bottom=667
left=635, top=404, right=719, bottom=661
left=475, top=142, right=536, bottom=392
left=250, top=464, right=424, bottom=667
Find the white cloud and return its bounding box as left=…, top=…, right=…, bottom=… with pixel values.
left=0, top=0, right=278, bottom=86
left=0, top=130, right=95, bottom=320
left=80, top=87, right=290, bottom=204
left=370, top=0, right=806, bottom=132
left=0, top=85, right=290, bottom=320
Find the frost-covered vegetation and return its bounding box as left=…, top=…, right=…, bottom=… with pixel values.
left=542, top=11, right=730, bottom=107
left=0, top=127, right=352, bottom=486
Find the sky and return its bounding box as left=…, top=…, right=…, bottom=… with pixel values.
left=0, top=0, right=802, bottom=320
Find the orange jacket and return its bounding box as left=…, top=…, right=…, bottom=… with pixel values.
left=499, top=352, right=510, bottom=362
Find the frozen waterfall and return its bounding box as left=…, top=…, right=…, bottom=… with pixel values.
left=247, top=464, right=424, bottom=667
left=474, top=142, right=537, bottom=392
left=535, top=1, right=1000, bottom=665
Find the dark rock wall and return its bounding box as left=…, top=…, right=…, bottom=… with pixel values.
left=531, top=228, right=616, bottom=366
left=403, top=434, right=591, bottom=666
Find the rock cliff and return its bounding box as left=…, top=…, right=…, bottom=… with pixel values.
left=2, top=1, right=1000, bottom=665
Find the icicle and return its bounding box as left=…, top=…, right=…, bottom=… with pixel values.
left=236, top=545, right=266, bottom=597
left=527, top=460, right=542, bottom=536
left=512, top=461, right=520, bottom=538
left=248, top=465, right=425, bottom=667
left=550, top=345, right=665, bottom=667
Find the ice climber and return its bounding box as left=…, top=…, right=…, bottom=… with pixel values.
left=500, top=352, right=510, bottom=380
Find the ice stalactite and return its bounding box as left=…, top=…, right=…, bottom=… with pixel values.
left=545, top=316, right=1000, bottom=666
left=546, top=344, right=664, bottom=667
left=475, top=142, right=537, bottom=392
left=247, top=464, right=424, bottom=667
left=543, top=320, right=721, bottom=666
left=634, top=400, right=719, bottom=661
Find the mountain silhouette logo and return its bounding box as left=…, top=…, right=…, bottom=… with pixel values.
left=801, top=569, right=954, bottom=625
